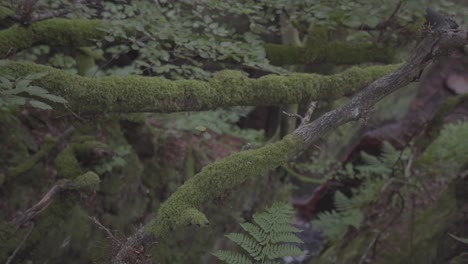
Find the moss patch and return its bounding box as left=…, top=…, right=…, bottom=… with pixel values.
left=147, top=134, right=304, bottom=236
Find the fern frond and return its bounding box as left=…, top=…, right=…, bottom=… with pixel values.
left=269, top=232, right=303, bottom=243
left=212, top=250, right=253, bottom=264
left=240, top=222, right=268, bottom=245
left=380, top=141, right=401, bottom=166
left=334, top=191, right=353, bottom=212
left=214, top=203, right=304, bottom=264
left=226, top=233, right=262, bottom=260
left=253, top=213, right=274, bottom=234
left=263, top=244, right=302, bottom=259
left=357, top=152, right=392, bottom=175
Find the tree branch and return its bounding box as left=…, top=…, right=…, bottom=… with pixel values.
left=150, top=51, right=425, bottom=237
left=0, top=61, right=399, bottom=114
left=111, top=8, right=466, bottom=262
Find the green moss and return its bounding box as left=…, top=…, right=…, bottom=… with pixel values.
left=264, top=42, right=394, bottom=66
left=147, top=134, right=303, bottom=236
left=0, top=61, right=399, bottom=114
left=24, top=198, right=94, bottom=263
left=8, top=136, right=57, bottom=178
left=420, top=122, right=468, bottom=176
left=55, top=145, right=82, bottom=179
left=0, top=19, right=102, bottom=57
left=73, top=171, right=100, bottom=190
left=0, top=25, right=35, bottom=57
left=75, top=51, right=96, bottom=76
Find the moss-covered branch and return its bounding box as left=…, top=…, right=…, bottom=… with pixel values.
left=8, top=136, right=58, bottom=179
left=0, top=61, right=399, bottom=114
left=143, top=6, right=466, bottom=239
left=0, top=17, right=395, bottom=64
left=147, top=134, right=303, bottom=236
left=0, top=18, right=102, bottom=57
left=264, top=42, right=394, bottom=65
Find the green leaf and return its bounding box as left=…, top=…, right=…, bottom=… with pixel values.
left=39, top=93, right=68, bottom=104
left=24, top=86, right=49, bottom=96
left=2, top=86, right=29, bottom=95
left=15, top=79, right=32, bottom=90
left=23, top=72, right=48, bottom=80
left=0, top=76, right=13, bottom=89
left=29, top=100, right=52, bottom=110
left=7, top=96, right=27, bottom=105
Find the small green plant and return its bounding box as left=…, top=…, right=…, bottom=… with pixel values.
left=94, top=145, right=131, bottom=174
left=421, top=122, right=468, bottom=178
left=312, top=142, right=407, bottom=241
left=0, top=62, right=67, bottom=110
left=213, top=202, right=303, bottom=264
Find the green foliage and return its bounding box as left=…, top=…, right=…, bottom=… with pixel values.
left=94, top=145, right=131, bottom=175
left=421, top=122, right=468, bottom=178
left=0, top=60, right=67, bottom=110
left=161, top=106, right=263, bottom=144
left=73, top=171, right=100, bottom=191
left=213, top=202, right=303, bottom=264
left=95, top=1, right=285, bottom=78
left=312, top=142, right=406, bottom=241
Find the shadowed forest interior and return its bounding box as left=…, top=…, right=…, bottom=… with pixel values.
left=0, top=0, right=467, bottom=263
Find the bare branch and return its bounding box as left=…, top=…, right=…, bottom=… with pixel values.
left=13, top=180, right=75, bottom=227
left=293, top=15, right=466, bottom=150
left=5, top=223, right=35, bottom=264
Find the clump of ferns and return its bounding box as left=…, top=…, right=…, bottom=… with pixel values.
left=213, top=202, right=303, bottom=264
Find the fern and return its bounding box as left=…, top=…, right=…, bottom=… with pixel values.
left=312, top=142, right=404, bottom=241
left=421, top=122, right=468, bottom=178
left=213, top=203, right=303, bottom=264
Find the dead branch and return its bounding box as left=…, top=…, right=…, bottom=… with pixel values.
left=5, top=222, right=35, bottom=264
left=12, top=180, right=75, bottom=227
left=292, top=10, right=466, bottom=151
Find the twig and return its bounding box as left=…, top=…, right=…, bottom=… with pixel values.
left=359, top=186, right=405, bottom=264
left=89, top=216, right=123, bottom=247
left=112, top=225, right=157, bottom=264
left=282, top=110, right=303, bottom=122
left=377, top=1, right=402, bottom=41
left=5, top=222, right=35, bottom=264
left=404, top=152, right=414, bottom=177
left=302, top=101, right=318, bottom=125
left=13, top=180, right=75, bottom=227
left=358, top=231, right=381, bottom=264
left=282, top=101, right=317, bottom=125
